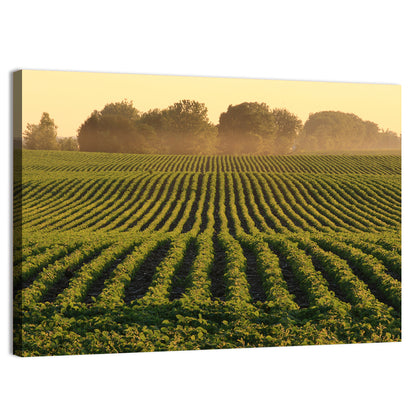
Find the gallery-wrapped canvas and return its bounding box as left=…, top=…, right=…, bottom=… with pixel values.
left=13, top=70, right=401, bottom=356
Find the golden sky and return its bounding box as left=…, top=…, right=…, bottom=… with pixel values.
left=21, top=70, right=401, bottom=137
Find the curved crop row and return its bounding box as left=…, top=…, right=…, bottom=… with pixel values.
left=291, top=234, right=397, bottom=317
left=265, top=235, right=351, bottom=314
left=311, top=235, right=401, bottom=310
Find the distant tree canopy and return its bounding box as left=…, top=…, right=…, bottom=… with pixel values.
left=270, top=108, right=303, bottom=154
left=298, top=111, right=401, bottom=152
left=218, top=102, right=273, bottom=154
left=23, top=112, right=58, bottom=150
left=63, top=101, right=401, bottom=155
left=99, top=100, right=141, bottom=120
left=77, top=99, right=217, bottom=154
left=77, top=100, right=157, bottom=153
left=218, top=102, right=302, bottom=154
left=141, top=100, right=218, bottom=154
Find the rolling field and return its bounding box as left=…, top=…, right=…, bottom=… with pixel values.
left=14, top=150, right=401, bottom=356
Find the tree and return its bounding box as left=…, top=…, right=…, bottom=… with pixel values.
left=78, top=112, right=144, bottom=153
left=218, top=102, right=275, bottom=154
left=270, top=108, right=302, bottom=154
left=77, top=101, right=158, bottom=154
left=218, top=103, right=301, bottom=154
left=297, top=111, right=401, bottom=152
left=140, top=109, right=167, bottom=136
left=273, top=108, right=303, bottom=137
left=139, top=109, right=170, bottom=153
left=140, top=100, right=217, bottom=154
left=100, top=99, right=140, bottom=120
left=134, top=122, right=160, bottom=153
left=162, top=99, right=218, bottom=154
left=23, top=112, right=58, bottom=150
left=298, top=111, right=383, bottom=152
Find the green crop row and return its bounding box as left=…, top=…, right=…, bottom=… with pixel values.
left=21, top=150, right=401, bottom=174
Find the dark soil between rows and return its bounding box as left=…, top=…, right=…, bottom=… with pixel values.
left=213, top=175, right=221, bottom=234
left=107, top=175, right=154, bottom=225
left=263, top=174, right=303, bottom=229
left=347, top=242, right=402, bottom=282
left=40, top=245, right=108, bottom=303
left=242, top=246, right=267, bottom=302
left=308, top=254, right=351, bottom=304
left=111, top=174, right=162, bottom=229
left=44, top=179, right=115, bottom=229
left=168, top=175, right=195, bottom=232
left=230, top=175, right=250, bottom=234
left=239, top=175, right=265, bottom=232
left=124, top=241, right=171, bottom=303
left=140, top=175, right=183, bottom=231
left=126, top=175, right=172, bottom=229
left=88, top=176, right=144, bottom=229
left=198, top=174, right=212, bottom=233
left=169, top=240, right=198, bottom=300
left=18, top=245, right=79, bottom=294
left=269, top=246, right=310, bottom=308
left=247, top=175, right=278, bottom=231
left=241, top=177, right=265, bottom=231
left=150, top=175, right=186, bottom=231
left=209, top=237, right=227, bottom=300
left=84, top=244, right=138, bottom=304
left=223, top=175, right=236, bottom=236
left=327, top=250, right=400, bottom=312
left=181, top=174, right=203, bottom=233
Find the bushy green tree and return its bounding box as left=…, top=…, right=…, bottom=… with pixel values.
left=270, top=108, right=302, bottom=154
left=100, top=99, right=140, bottom=120
left=297, top=111, right=393, bottom=152
left=163, top=100, right=217, bottom=154
left=140, top=109, right=166, bottom=136
left=218, top=102, right=275, bottom=154
left=77, top=99, right=217, bottom=154
left=140, top=100, right=217, bottom=154
left=23, top=112, right=58, bottom=150
left=77, top=100, right=159, bottom=154
left=302, top=111, right=372, bottom=151
left=218, top=103, right=301, bottom=154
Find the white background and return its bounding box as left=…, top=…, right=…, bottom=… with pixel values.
left=1, top=1, right=415, bottom=415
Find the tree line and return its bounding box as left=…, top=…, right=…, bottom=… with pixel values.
left=23, top=100, right=401, bottom=154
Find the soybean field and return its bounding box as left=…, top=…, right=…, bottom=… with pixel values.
left=14, top=150, right=401, bottom=356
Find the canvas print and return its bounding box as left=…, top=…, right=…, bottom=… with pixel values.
left=13, top=70, right=401, bottom=356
